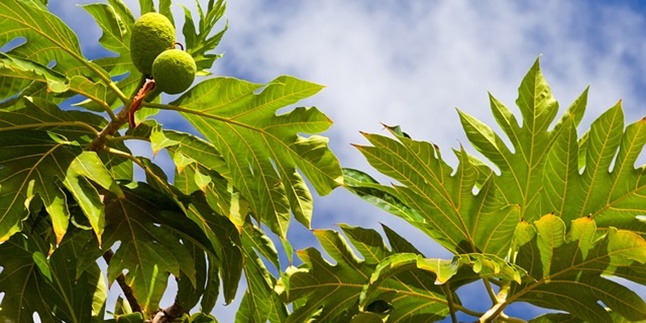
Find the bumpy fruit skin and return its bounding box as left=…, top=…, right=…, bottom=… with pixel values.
left=130, top=13, right=176, bottom=75
left=152, top=49, right=197, bottom=94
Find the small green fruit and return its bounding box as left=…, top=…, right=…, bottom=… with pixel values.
left=152, top=49, right=197, bottom=94
left=130, top=12, right=176, bottom=75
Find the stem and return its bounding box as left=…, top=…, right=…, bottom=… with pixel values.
left=479, top=282, right=511, bottom=322
left=143, top=101, right=258, bottom=132
left=453, top=304, right=484, bottom=318
left=150, top=301, right=185, bottom=323
left=498, top=313, right=528, bottom=323
left=85, top=76, right=148, bottom=152
left=105, top=147, right=170, bottom=190
left=482, top=278, right=498, bottom=303
left=0, top=121, right=99, bottom=136
left=84, top=105, right=131, bottom=151
left=443, top=282, right=459, bottom=323
left=103, top=250, right=142, bottom=313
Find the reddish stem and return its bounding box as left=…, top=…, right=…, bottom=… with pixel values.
left=128, top=78, right=157, bottom=128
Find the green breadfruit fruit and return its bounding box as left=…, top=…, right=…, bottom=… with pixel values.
left=130, top=13, right=176, bottom=75
left=152, top=49, right=197, bottom=94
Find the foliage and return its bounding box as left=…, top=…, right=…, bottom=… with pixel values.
left=0, top=0, right=341, bottom=321
left=0, top=0, right=645, bottom=322
left=341, top=60, right=646, bottom=322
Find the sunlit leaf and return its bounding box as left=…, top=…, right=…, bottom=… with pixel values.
left=235, top=223, right=288, bottom=323
left=349, top=131, right=519, bottom=256
left=512, top=216, right=646, bottom=321
left=283, top=227, right=451, bottom=322
left=181, top=0, right=227, bottom=74
left=0, top=120, right=121, bottom=244
left=171, top=76, right=343, bottom=238
left=0, top=0, right=110, bottom=106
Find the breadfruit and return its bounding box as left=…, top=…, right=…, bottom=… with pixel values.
left=130, top=13, right=176, bottom=75
left=152, top=49, right=197, bottom=94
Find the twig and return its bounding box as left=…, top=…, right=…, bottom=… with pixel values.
left=128, top=78, right=157, bottom=128
left=149, top=301, right=185, bottom=323
left=85, top=76, right=148, bottom=152
left=479, top=282, right=511, bottom=322
left=482, top=278, right=498, bottom=303
left=84, top=106, right=130, bottom=151
left=102, top=249, right=142, bottom=313
left=443, top=282, right=459, bottom=323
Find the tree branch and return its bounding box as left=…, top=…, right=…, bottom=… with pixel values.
left=85, top=76, right=148, bottom=152
left=102, top=249, right=142, bottom=313
left=149, top=301, right=185, bottom=323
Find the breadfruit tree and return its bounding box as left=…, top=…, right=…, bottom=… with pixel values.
left=1, top=0, right=646, bottom=323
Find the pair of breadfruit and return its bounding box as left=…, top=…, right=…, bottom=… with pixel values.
left=130, top=13, right=196, bottom=94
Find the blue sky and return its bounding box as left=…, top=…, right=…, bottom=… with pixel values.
left=44, top=0, right=646, bottom=322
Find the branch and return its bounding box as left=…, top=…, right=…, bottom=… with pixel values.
left=102, top=249, right=142, bottom=313
left=85, top=76, right=147, bottom=152
left=443, top=282, right=459, bottom=323
left=149, top=301, right=185, bottom=323
left=85, top=106, right=130, bottom=151
left=482, top=278, right=498, bottom=303
left=479, top=281, right=512, bottom=322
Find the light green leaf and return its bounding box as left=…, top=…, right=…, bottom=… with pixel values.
left=540, top=92, right=646, bottom=235
left=0, top=52, right=69, bottom=93
left=350, top=130, right=518, bottom=256
left=284, top=228, right=451, bottom=323
left=0, top=130, right=120, bottom=243
left=235, top=224, right=288, bottom=323
left=81, top=3, right=129, bottom=55
left=512, top=217, right=646, bottom=321
left=0, top=0, right=110, bottom=105
left=181, top=0, right=227, bottom=74
left=343, top=168, right=427, bottom=225
left=512, top=219, right=536, bottom=251
left=534, top=213, right=566, bottom=279
left=285, top=230, right=374, bottom=322
left=567, top=216, right=597, bottom=260
left=460, top=58, right=566, bottom=222
left=171, top=76, right=343, bottom=238
left=340, top=224, right=390, bottom=264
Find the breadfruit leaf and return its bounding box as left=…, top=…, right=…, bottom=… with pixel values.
left=0, top=52, right=69, bottom=94
left=509, top=214, right=646, bottom=322
left=283, top=227, right=450, bottom=323
left=542, top=100, right=646, bottom=233
left=0, top=223, right=106, bottom=322
left=0, top=97, right=122, bottom=243
left=183, top=191, right=243, bottom=305
left=457, top=58, right=590, bottom=223
left=78, top=0, right=152, bottom=112
left=0, top=0, right=110, bottom=105
left=100, top=183, right=198, bottom=314
left=345, top=58, right=646, bottom=319
left=181, top=0, right=227, bottom=74
left=348, top=129, right=520, bottom=256
left=170, top=76, right=343, bottom=238
left=234, top=224, right=288, bottom=323
left=81, top=2, right=132, bottom=55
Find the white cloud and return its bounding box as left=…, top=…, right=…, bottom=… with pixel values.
left=218, top=0, right=646, bottom=165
